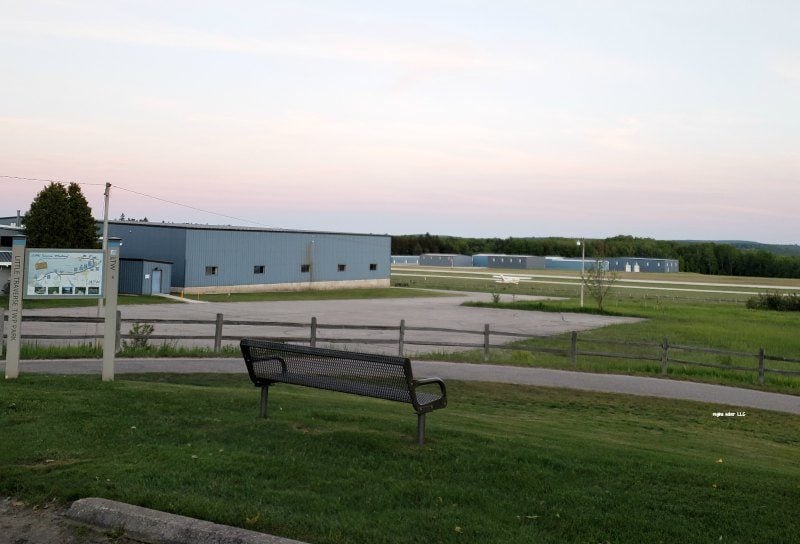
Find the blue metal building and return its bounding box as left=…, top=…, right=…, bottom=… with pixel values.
left=107, top=222, right=391, bottom=294
left=119, top=258, right=173, bottom=295
left=391, top=255, right=420, bottom=265
left=419, top=253, right=473, bottom=267
left=608, top=257, right=679, bottom=273
left=487, top=255, right=547, bottom=269
left=545, top=257, right=609, bottom=271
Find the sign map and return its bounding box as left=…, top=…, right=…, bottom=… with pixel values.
left=25, top=250, right=105, bottom=298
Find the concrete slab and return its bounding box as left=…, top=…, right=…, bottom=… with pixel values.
left=11, top=292, right=642, bottom=356
left=66, top=498, right=308, bottom=544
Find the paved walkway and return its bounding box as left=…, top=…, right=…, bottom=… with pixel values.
left=12, top=292, right=642, bottom=355
left=4, top=357, right=798, bottom=415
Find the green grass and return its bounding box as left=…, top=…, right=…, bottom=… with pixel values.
left=10, top=343, right=242, bottom=360
left=1, top=288, right=448, bottom=309
left=392, top=274, right=800, bottom=393
left=182, top=287, right=450, bottom=303
left=1, top=294, right=181, bottom=309
left=1, top=375, right=798, bottom=543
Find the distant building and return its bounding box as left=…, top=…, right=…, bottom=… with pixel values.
left=0, top=225, right=23, bottom=291
left=608, top=257, right=679, bottom=273
left=391, top=255, right=420, bottom=265
left=545, top=257, right=609, bottom=272
left=487, top=254, right=547, bottom=270
left=119, top=258, right=173, bottom=295
left=419, top=253, right=473, bottom=267
left=106, top=221, right=391, bottom=294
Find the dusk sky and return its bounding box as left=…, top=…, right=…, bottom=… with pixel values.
left=1, top=1, right=798, bottom=243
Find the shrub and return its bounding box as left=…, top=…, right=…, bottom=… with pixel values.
left=746, top=292, right=800, bottom=312
left=123, top=322, right=155, bottom=349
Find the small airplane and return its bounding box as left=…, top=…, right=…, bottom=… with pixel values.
left=492, top=274, right=521, bottom=285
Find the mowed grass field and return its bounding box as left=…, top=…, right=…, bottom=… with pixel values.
left=392, top=267, right=800, bottom=393
left=1, top=287, right=446, bottom=310
left=1, top=374, right=799, bottom=544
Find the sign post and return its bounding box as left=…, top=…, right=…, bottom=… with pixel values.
left=4, top=236, right=26, bottom=379
left=102, top=237, right=121, bottom=381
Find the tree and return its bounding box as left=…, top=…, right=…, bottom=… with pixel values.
left=583, top=260, right=618, bottom=312
left=22, top=182, right=99, bottom=249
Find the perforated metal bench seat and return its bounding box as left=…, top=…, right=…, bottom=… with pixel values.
left=240, top=339, right=447, bottom=445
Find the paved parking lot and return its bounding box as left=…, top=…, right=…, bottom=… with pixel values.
left=12, top=291, right=642, bottom=355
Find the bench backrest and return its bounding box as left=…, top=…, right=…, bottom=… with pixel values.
left=240, top=339, right=415, bottom=404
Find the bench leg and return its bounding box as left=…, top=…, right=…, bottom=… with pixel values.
left=417, top=413, right=426, bottom=446
left=260, top=386, right=269, bottom=418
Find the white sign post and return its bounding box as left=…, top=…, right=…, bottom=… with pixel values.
left=4, top=236, right=26, bottom=379
left=102, top=238, right=121, bottom=381
left=4, top=237, right=120, bottom=380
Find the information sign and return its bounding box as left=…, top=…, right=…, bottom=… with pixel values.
left=24, top=249, right=105, bottom=298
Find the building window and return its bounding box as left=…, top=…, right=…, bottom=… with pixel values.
left=370, top=263, right=377, bottom=271
left=338, top=264, right=346, bottom=272
left=254, top=265, right=265, bottom=274
left=301, top=264, right=311, bottom=273
left=205, top=266, right=218, bottom=276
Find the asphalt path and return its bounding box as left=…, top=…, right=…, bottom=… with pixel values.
left=13, top=291, right=642, bottom=355
left=4, top=357, right=798, bottom=415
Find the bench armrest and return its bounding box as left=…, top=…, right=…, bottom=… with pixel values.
left=411, top=377, right=447, bottom=412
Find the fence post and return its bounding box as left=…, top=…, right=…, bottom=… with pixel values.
left=115, top=310, right=122, bottom=353
left=570, top=331, right=578, bottom=365
left=483, top=324, right=490, bottom=362
left=310, top=317, right=317, bottom=348
left=0, top=310, right=5, bottom=354
left=757, top=347, right=765, bottom=385
left=398, top=319, right=405, bottom=357
left=661, top=337, right=669, bottom=375
left=214, top=313, right=224, bottom=352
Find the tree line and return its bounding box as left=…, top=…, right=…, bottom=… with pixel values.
left=391, top=234, right=800, bottom=279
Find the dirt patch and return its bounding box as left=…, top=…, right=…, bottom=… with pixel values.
left=0, top=497, right=140, bottom=544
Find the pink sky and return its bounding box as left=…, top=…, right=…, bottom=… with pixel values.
left=1, top=2, right=799, bottom=243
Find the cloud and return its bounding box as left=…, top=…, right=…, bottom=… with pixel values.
left=4, top=17, right=535, bottom=72
left=770, top=53, right=800, bottom=86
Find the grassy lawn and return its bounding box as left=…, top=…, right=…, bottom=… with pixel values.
left=1, top=288, right=448, bottom=309
left=2, top=294, right=182, bottom=309
left=188, top=287, right=451, bottom=303
left=392, top=272, right=800, bottom=393
left=1, top=374, right=799, bottom=543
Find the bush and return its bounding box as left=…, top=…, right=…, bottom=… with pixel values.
left=746, top=292, right=800, bottom=312
left=122, top=322, right=155, bottom=349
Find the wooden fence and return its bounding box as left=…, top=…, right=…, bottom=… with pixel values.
left=2, top=311, right=800, bottom=385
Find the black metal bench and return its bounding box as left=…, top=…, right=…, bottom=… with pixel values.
left=240, top=339, right=447, bottom=445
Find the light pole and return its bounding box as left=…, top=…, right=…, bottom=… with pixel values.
left=577, top=239, right=585, bottom=307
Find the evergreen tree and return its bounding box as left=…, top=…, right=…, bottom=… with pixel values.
left=22, top=182, right=99, bottom=248
left=66, top=183, right=100, bottom=248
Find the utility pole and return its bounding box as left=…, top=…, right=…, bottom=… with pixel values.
left=97, top=183, right=111, bottom=346
left=577, top=238, right=585, bottom=308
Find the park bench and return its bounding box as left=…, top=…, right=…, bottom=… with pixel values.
left=240, top=339, right=447, bottom=445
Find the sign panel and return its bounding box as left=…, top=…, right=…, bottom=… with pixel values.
left=24, top=249, right=105, bottom=299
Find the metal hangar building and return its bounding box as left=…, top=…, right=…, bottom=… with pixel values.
left=107, top=221, right=391, bottom=295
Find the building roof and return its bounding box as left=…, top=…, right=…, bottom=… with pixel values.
left=105, top=220, right=390, bottom=238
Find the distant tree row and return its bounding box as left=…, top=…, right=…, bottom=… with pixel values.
left=391, top=234, right=800, bottom=279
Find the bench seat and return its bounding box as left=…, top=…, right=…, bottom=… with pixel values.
left=240, top=339, right=447, bottom=444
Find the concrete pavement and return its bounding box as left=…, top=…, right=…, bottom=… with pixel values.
left=3, top=357, right=798, bottom=415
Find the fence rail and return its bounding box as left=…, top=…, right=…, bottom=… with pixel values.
left=2, top=310, right=800, bottom=384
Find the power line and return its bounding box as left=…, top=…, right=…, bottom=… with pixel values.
left=112, top=184, right=270, bottom=228
left=0, top=174, right=105, bottom=186
left=1, top=174, right=269, bottom=227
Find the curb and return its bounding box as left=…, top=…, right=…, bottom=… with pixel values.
left=66, top=498, right=308, bottom=544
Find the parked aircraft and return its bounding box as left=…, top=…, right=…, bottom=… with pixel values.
left=493, top=274, right=521, bottom=285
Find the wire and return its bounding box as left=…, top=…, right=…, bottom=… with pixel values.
left=112, top=184, right=271, bottom=228
left=1, top=174, right=389, bottom=244
left=0, top=175, right=105, bottom=186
